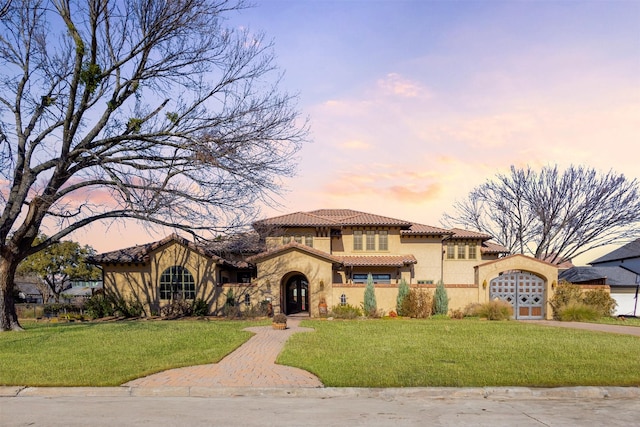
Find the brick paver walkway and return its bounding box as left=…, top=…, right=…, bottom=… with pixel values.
left=123, top=318, right=323, bottom=388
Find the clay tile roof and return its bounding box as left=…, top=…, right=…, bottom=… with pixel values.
left=247, top=242, right=342, bottom=264
left=480, top=241, right=510, bottom=254
left=401, top=223, right=453, bottom=236
left=449, top=228, right=493, bottom=240
left=339, top=254, right=418, bottom=267
left=253, top=211, right=337, bottom=227
left=312, top=210, right=412, bottom=227
left=91, top=234, right=226, bottom=265
left=255, top=209, right=413, bottom=228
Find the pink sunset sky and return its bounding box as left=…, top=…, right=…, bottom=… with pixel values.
left=70, top=1, right=639, bottom=266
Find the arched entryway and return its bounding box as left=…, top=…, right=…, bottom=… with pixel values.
left=490, top=271, right=545, bottom=319
left=282, top=274, right=309, bottom=315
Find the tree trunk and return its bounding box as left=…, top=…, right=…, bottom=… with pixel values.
left=0, top=256, right=23, bottom=331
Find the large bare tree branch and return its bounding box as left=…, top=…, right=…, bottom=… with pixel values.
left=0, top=0, right=308, bottom=331
left=443, top=165, right=640, bottom=264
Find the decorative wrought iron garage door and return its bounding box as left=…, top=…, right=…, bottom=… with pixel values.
left=489, top=271, right=545, bottom=319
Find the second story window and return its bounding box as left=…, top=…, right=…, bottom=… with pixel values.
left=305, top=234, right=313, bottom=247
left=469, top=242, right=477, bottom=259
left=458, top=243, right=466, bottom=259
left=353, top=230, right=363, bottom=251
left=379, top=231, right=388, bottom=251
left=366, top=230, right=375, bottom=251
left=447, top=241, right=455, bottom=259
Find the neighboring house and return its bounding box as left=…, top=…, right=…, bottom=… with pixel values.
left=14, top=276, right=48, bottom=304
left=93, top=209, right=560, bottom=319
left=560, top=239, right=640, bottom=316
left=61, top=280, right=104, bottom=303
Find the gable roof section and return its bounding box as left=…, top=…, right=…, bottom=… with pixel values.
left=247, top=242, right=342, bottom=264
left=589, top=239, right=640, bottom=265
left=91, top=234, right=226, bottom=265
left=254, top=211, right=338, bottom=227
left=255, top=209, right=414, bottom=228
left=476, top=253, right=557, bottom=269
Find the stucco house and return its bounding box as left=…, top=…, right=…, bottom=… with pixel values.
left=93, top=209, right=560, bottom=319
left=560, top=239, right=640, bottom=316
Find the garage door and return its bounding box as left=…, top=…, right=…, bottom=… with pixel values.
left=490, top=271, right=545, bottom=320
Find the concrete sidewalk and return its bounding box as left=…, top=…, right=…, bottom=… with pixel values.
left=2, top=386, right=640, bottom=427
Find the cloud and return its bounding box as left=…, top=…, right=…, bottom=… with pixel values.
left=376, top=73, right=432, bottom=99
left=339, top=139, right=371, bottom=150
left=322, top=169, right=442, bottom=205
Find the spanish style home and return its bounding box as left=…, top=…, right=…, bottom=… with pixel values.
left=92, top=209, right=560, bottom=319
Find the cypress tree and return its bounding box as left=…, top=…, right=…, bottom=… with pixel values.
left=396, top=278, right=410, bottom=316
left=363, top=273, right=377, bottom=316
left=433, top=280, right=449, bottom=315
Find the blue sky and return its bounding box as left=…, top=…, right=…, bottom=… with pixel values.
left=83, top=0, right=639, bottom=264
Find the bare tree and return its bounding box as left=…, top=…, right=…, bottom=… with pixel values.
left=0, top=1, right=10, bottom=19
left=443, top=165, right=640, bottom=264
left=0, top=0, right=307, bottom=331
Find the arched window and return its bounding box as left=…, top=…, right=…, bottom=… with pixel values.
left=159, top=266, right=196, bottom=300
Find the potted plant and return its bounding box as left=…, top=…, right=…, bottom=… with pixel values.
left=318, top=296, right=328, bottom=317
left=272, top=313, right=287, bottom=330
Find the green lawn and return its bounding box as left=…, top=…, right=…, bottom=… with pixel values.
left=2, top=318, right=640, bottom=388
left=278, top=319, right=640, bottom=387
left=0, top=320, right=264, bottom=386
left=590, top=316, right=640, bottom=327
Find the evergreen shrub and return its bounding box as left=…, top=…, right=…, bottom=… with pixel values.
left=396, top=278, right=410, bottom=316
left=433, top=281, right=449, bottom=315
left=330, top=304, right=363, bottom=319
left=363, top=273, right=377, bottom=317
